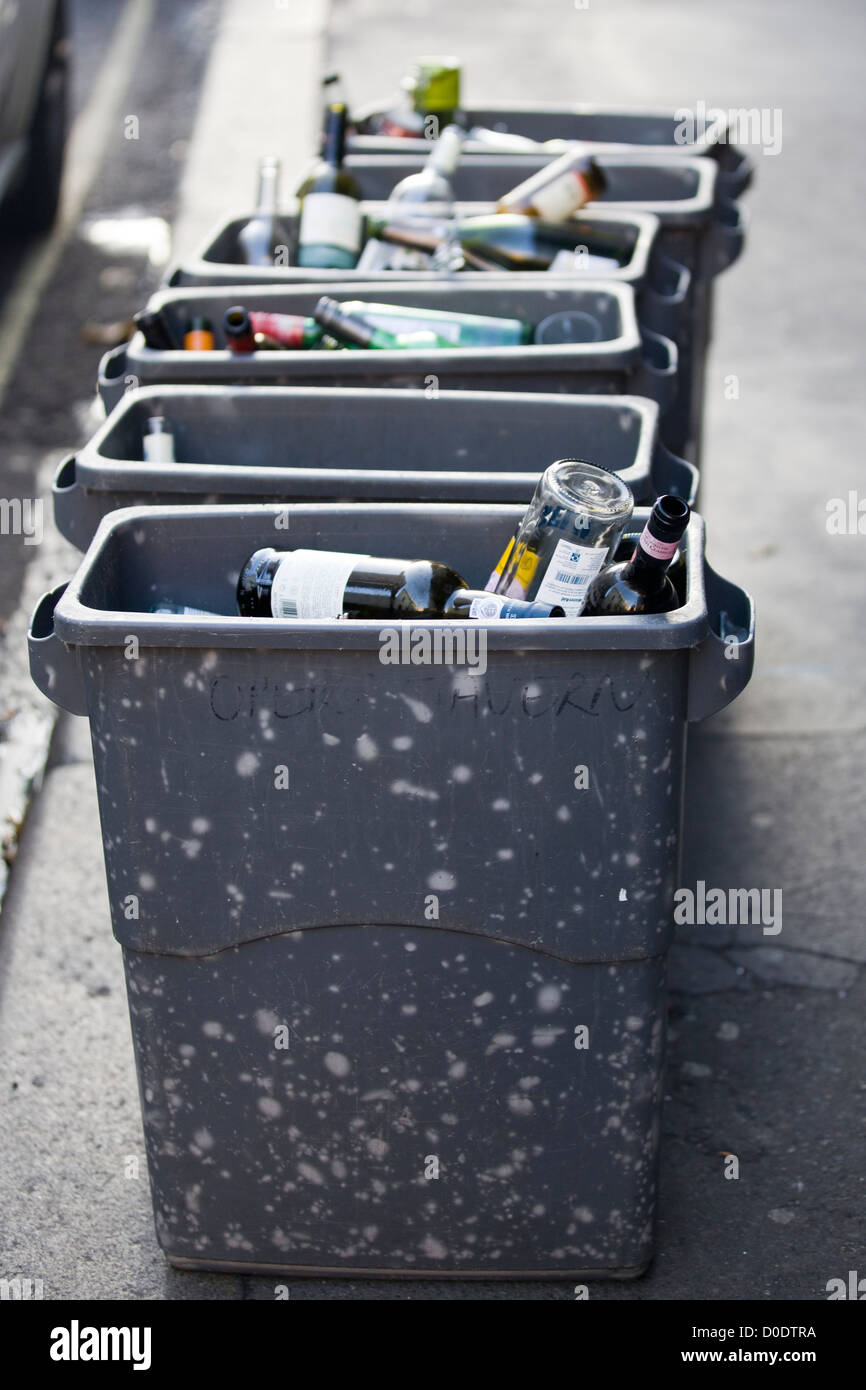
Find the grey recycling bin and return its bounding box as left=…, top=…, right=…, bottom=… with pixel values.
left=341, top=156, right=744, bottom=465
left=347, top=102, right=754, bottom=199
left=169, top=207, right=691, bottom=343
left=98, top=281, right=678, bottom=426
left=29, top=501, right=754, bottom=1278
left=340, top=155, right=743, bottom=282
left=54, top=386, right=697, bottom=551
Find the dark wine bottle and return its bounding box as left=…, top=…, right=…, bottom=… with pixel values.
left=582, top=496, right=690, bottom=616
left=296, top=103, right=363, bottom=269
left=237, top=548, right=565, bottom=620
left=223, top=307, right=257, bottom=354
left=134, top=308, right=176, bottom=350
left=365, top=212, right=626, bottom=273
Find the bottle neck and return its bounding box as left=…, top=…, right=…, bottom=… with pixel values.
left=313, top=298, right=375, bottom=348
left=256, top=160, right=280, bottom=213
left=322, top=105, right=348, bottom=169
left=444, top=588, right=564, bottom=619
left=428, top=127, right=462, bottom=177
left=621, top=517, right=683, bottom=592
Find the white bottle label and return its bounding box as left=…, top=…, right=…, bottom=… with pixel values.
left=468, top=593, right=508, bottom=619
left=639, top=529, right=680, bottom=561
left=529, top=169, right=588, bottom=221
left=534, top=539, right=606, bottom=615
left=143, top=433, right=176, bottom=463
left=298, top=192, right=362, bottom=254
left=270, top=549, right=369, bottom=619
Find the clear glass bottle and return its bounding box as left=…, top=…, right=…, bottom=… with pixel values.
left=496, top=146, right=607, bottom=221
left=387, top=124, right=464, bottom=219
left=237, top=157, right=291, bottom=267
left=486, top=460, right=634, bottom=615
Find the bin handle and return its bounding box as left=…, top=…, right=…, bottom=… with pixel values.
left=98, top=341, right=133, bottom=413
left=650, top=440, right=698, bottom=506
left=687, top=560, right=755, bottom=723
left=28, top=585, right=89, bottom=717
left=704, top=199, right=745, bottom=278
left=52, top=454, right=88, bottom=551
left=634, top=328, right=678, bottom=413
left=639, top=253, right=692, bottom=339
left=716, top=147, right=755, bottom=200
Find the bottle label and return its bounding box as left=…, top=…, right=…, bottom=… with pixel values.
left=485, top=539, right=541, bottom=597
left=142, top=434, right=175, bottom=464
left=249, top=312, right=307, bottom=348
left=529, top=169, right=589, bottom=221
left=298, top=192, right=362, bottom=255
left=639, top=530, right=680, bottom=562
left=270, top=549, right=369, bottom=619
left=468, top=593, right=509, bottom=619
left=534, top=539, right=606, bottom=615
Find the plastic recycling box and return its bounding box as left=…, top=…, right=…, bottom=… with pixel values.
left=336, top=155, right=745, bottom=463
left=346, top=101, right=754, bottom=200
left=98, top=281, right=679, bottom=435
left=55, top=385, right=697, bottom=551
left=168, top=208, right=691, bottom=354
left=167, top=208, right=695, bottom=455
left=29, top=500, right=754, bottom=1278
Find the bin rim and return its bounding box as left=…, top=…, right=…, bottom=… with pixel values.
left=342, top=152, right=719, bottom=222
left=441, top=165, right=719, bottom=228
left=169, top=205, right=665, bottom=288
left=52, top=502, right=713, bottom=654
left=143, top=278, right=640, bottom=366
left=77, top=384, right=662, bottom=483
left=350, top=97, right=732, bottom=141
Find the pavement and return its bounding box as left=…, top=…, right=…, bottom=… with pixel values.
left=0, top=0, right=863, bottom=1301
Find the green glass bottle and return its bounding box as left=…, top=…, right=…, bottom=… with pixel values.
left=296, top=103, right=363, bottom=269
left=370, top=56, right=462, bottom=138
left=333, top=299, right=531, bottom=347
left=312, top=296, right=452, bottom=350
